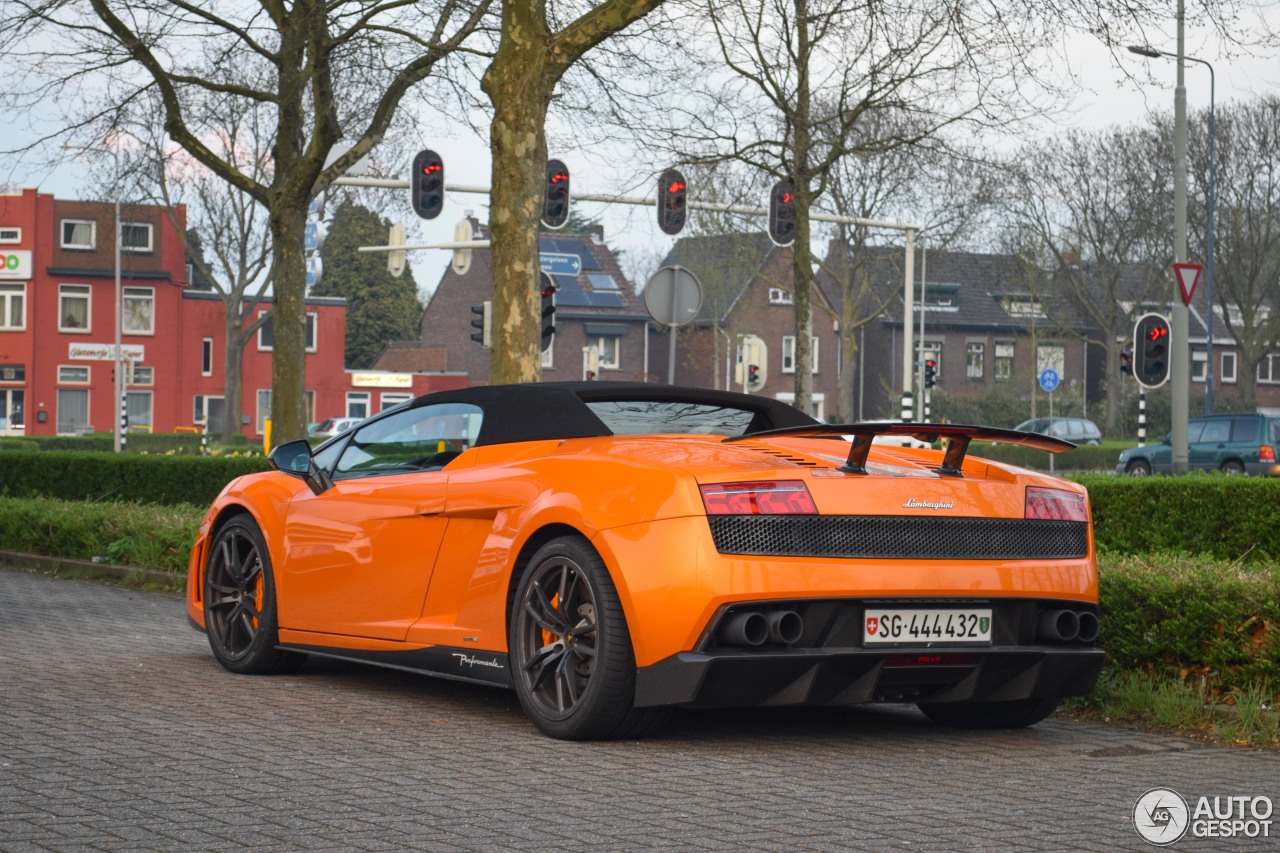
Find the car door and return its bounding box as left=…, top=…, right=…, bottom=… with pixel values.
left=278, top=402, right=483, bottom=641
left=1189, top=418, right=1229, bottom=471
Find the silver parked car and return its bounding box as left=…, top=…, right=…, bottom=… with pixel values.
left=1014, top=417, right=1102, bottom=446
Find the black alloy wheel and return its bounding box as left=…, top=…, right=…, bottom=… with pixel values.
left=203, top=516, right=305, bottom=675
left=509, top=536, right=665, bottom=740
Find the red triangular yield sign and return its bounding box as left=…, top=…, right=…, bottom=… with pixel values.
left=1173, top=262, right=1203, bottom=306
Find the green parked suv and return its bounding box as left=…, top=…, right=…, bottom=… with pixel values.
left=1116, top=413, right=1280, bottom=476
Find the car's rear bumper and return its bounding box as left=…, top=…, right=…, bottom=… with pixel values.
left=634, top=646, right=1104, bottom=708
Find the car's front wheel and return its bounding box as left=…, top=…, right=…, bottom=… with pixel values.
left=1125, top=459, right=1152, bottom=477
left=509, top=535, right=666, bottom=740
left=203, top=516, right=306, bottom=675
left=918, top=697, right=1061, bottom=729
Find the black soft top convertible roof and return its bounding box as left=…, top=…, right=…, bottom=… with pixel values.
left=408, top=382, right=819, bottom=447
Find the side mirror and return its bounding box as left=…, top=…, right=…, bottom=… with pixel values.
left=268, top=439, right=333, bottom=495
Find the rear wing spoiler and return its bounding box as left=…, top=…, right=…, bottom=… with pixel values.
left=726, top=423, right=1076, bottom=477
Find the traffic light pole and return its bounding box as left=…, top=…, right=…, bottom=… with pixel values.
left=1170, top=2, right=1190, bottom=474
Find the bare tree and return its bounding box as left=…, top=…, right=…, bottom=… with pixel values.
left=0, top=0, right=491, bottom=442
left=997, top=124, right=1173, bottom=433
left=1185, top=96, right=1280, bottom=405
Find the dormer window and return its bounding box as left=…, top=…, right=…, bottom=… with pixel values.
left=1002, top=295, right=1046, bottom=319
left=122, top=222, right=154, bottom=253
left=61, top=219, right=96, bottom=250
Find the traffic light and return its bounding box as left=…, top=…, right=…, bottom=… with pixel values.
left=539, top=274, right=557, bottom=352
left=768, top=179, right=797, bottom=247
left=1133, top=313, right=1171, bottom=388
left=469, top=301, right=491, bottom=347
left=657, top=168, right=688, bottom=235
left=410, top=149, right=445, bottom=219
left=542, top=158, right=570, bottom=229
left=1120, top=347, right=1133, bottom=376
left=924, top=359, right=938, bottom=389
left=747, top=364, right=760, bottom=387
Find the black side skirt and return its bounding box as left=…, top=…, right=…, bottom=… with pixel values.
left=278, top=643, right=514, bottom=689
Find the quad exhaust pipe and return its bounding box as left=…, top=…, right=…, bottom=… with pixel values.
left=1037, top=608, right=1098, bottom=643
left=719, top=609, right=805, bottom=648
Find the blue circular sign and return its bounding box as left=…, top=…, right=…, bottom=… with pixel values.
left=1039, top=368, right=1060, bottom=393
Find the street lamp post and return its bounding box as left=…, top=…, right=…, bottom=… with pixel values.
left=1128, top=44, right=1216, bottom=415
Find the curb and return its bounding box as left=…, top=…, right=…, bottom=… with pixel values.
left=0, top=549, right=180, bottom=588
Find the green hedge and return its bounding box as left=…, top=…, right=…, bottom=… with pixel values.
left=0, top=450, right=270, bottom=506
left=1079, top=474, right=1280, bottom=562
left=0, top=432, right=259, bottom=454
left=1098, top=553, right=1280, bottom=694
left=0, top=496, right=200, bottom=574
left=969, top=442, right=1117, bottom=473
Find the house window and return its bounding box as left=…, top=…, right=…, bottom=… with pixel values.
left=1192, top=348, right=1207, bottom=382
left=768, top=288, right=794, bottom=305
left=1259, top=353, right=1280, bottom=385
left=122, top=287, right=154, bottom=335
left=56, top=388, right=90, bottom=435
left=1221, top=351, right=1237, bottom=384
left=258, top=310, right=317, bottom=352
left=61, top=219, right=96, bottom=250
left=129, top=366, right=153, bottom=386
left=0, top=284, right=25, bottom=330
left=201, top=338, right=214, bottom=375
left=994, top=341, right=1014, bottom=381
left=1036, top=344, right=1065, bottom=377
left=781, top=336, right=818, bottom=374
left=256, top=389, right=272, bottom=434
left=1003, top=296, right=1046, bottom=319
left=194, top=395, right=225, bottom=433
left=121, top=222, right=153, bottom=253
left=0, top=227, right=21, bottom=243
left=58, top=365, right=90, bottom=384
left=541, top=336, right=554, bottom=369
left=380, top=393, right=412, bottom=411
left=59, top=285, right=92, bottom=332
left=589, top=336, right=620, bottom=369
left=966, top=342, right=985, bottom=380
left=346, top=392, right=371, bottom=419
left=125, top=391, right=152, bottom=432
left=918, top=341, right=942, bottom=383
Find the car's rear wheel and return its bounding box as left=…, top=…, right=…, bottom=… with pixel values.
left=1126, top=459, right=1152, bottom=477
left=1221, top=460, right=1245, bottom=475
left=917, top=697, right=1061, bottom=729
left=204, top=516, right=305, bottom=675
left=509, top=536, right=666, bottom=740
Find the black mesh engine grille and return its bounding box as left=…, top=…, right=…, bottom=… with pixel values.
left=707, top=516, right=1088, bottom=560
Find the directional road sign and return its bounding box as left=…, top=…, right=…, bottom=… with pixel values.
left=539, top=252, right=581, bottom=276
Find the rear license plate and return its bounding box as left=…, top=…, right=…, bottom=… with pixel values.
left=863, top=608, right=993, bottom=646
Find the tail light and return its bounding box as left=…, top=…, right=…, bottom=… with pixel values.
left=700, top=480, right=817, bottom=515
left=1260, top=445, right=1276, bottom=463
left=1025, top=487, right=1088, bottom=521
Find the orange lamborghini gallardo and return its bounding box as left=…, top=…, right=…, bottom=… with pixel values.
left=186, top=383, right=1102, bottom=740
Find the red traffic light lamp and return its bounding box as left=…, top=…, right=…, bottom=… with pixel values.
left=657, top=168, right=688, bottom=235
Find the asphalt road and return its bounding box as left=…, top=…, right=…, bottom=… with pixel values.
left=2, top=569, right=1277, bottom=852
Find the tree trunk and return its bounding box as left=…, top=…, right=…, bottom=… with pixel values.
left=221, top=301, right=245, bottom=446
left=482, top=1, right=552, bottom=386
left=790, top=0, right=813, bottom=414
left=268, top=203, right=308, bottom=444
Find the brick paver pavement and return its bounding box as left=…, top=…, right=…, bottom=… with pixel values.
left=2, top=569, right=1276, bottom=851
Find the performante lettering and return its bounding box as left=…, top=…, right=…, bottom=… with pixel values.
left=452, top=653, right=504, bottom=670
